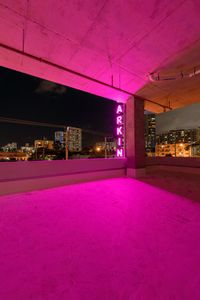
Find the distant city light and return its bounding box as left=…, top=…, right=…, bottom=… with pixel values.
left=96, top=146, right=101, bottom=152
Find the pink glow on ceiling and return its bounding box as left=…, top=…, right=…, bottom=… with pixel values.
left=1, top=0, right=200, bottom=110
left=0, top=177, right=200, bottom=299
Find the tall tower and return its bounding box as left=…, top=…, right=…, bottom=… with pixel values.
left=144, top=114, right=156, bottom=154
left=66, top=127, right=82, bottom=152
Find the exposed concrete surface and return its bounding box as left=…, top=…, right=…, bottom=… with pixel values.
left=0, top=158, right=126, bottom=195
left=126, top=97, right=145, bottom=169
left=1, top=0, right=200, bottom=111
left=0, top=169, right=126, bottom=196
left=0, top=174, right=200, bottom=299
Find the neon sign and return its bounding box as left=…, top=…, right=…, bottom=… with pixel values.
left=116, top=103, right=124, bottom=157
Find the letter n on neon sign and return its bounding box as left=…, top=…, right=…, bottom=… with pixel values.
left=117, top=148, right=123, bottom=157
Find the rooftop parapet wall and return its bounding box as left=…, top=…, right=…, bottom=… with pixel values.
left=0, top=159, right=127, bottom=195
left=0, top=158, right=127, bottom=182
left=146, top=157, right=200, bottom=169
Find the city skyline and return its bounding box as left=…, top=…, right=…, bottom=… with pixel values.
left=156, top=102, right=200, bottom=134
left=1, top=66, right=200, bottom=150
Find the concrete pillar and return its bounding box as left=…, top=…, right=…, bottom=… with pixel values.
left=126, top=96, right=145, bottom=178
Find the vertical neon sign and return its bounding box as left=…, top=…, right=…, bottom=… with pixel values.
left=116, top=103, right=124, bottom=157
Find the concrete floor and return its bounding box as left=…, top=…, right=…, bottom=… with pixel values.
left=0, top=172, right=200, bottom=299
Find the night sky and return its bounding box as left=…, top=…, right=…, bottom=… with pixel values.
left=0, top=66, right=116, bottom=147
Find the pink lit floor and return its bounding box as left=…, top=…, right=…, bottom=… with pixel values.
left=0, top=174, right=200, bottom=299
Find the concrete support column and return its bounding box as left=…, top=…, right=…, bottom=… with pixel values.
left=126, top=96, right=145, bottom=178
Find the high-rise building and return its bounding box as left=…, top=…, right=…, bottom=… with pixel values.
left=55, top=131, right=66, bottom=145
left=144, top=114, right=156, bottom=154
left=156, top=128, right=200, bottom=145
left=54, top=131, right=66, bottom=150
left=156, top=128, right=200, bottom=157
left=66, top=127, right=82, bottom=152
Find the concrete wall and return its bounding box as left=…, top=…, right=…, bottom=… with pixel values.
left=0, top=158, right=127, bottom=195
left=146, top=157, right=200, bottom=168
left=146, top=157, right=200, bottom=176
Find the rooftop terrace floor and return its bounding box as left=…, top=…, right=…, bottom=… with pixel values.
left=0, top=170, right=200, bottom=299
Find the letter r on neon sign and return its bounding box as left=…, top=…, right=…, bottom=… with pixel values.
left=116, top=115, right=122, bottom=125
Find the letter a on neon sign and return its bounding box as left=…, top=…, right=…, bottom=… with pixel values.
left=116, top=105, right=123, bottom=114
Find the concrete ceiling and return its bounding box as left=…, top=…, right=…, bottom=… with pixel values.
left=1, top=0, right=200, bottom=112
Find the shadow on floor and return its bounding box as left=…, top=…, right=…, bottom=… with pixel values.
left=139, top=167, right=200, bottom=202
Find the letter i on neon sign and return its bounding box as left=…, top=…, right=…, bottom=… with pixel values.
left=117, top=137, right=122, bottom=146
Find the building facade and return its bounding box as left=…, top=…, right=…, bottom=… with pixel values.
left=95, top=141, right=116, bottom=152
left=0, top=152, right=28, bottom=161
left=1, top=142, right=17, bottom=152
left=21, top=143, right=34, bottom=155
left=156, top=128, right=200, bottom=157
left=55, top=131, right=66, bottom=145
left=144, top=114, right=156, bottom=155
left=190, top=143, right=200, bottom=157
left=34, top=139, right=54, bottom=150
left=156, top=143, right=190, bottom=157
left=156, top=128, right=200, bottom=145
